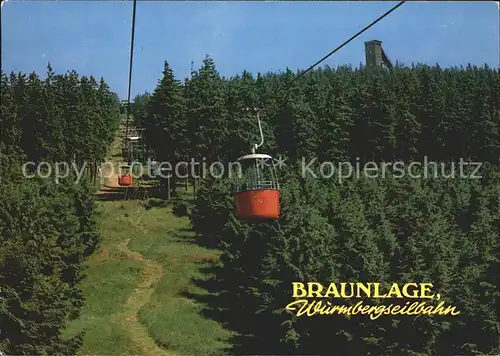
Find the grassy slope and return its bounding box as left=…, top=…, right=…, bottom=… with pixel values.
left=132, top=200, right=234, bottom=355
left=65, top=135, right=234, bottom=355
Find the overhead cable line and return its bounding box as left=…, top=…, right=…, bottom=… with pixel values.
left=124, top=0, right=138, bottom=147
left=293, top=0, right=406, bottom=83
left=122, top=0, right=405, bottom=159
left=258, top=1, right=406, bottom=130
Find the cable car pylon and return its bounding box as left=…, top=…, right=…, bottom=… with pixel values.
left=234, top=108, right=280, bottom=222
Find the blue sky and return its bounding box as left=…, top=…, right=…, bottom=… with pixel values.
left=2, top=1, right=499, bottom=100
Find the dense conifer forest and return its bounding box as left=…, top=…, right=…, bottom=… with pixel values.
left=0, top=66, right=121, bottom=353
left=0, top=56, right=499, bottom=354
left=138, top=58, right=500, bottom=355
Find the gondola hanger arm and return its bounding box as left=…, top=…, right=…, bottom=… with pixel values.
left=246, top=107, right=264, bottom=154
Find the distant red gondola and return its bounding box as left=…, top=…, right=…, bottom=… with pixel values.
left=118, top=164, right=132, bottom=186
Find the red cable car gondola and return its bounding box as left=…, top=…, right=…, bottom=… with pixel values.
left=118, top=164, right=132, bottom=186
left=234, top=108, right=280, bottom=222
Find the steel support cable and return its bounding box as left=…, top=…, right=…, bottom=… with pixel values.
left=125, top=0, right=137, bottom=162
left=123, top=0, right=405, bottom=162
left=262, top=1, right=406, bottom=125
left=120, top=0, right=137, bottom=201
left=294, top=1, right=405, bottom=82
